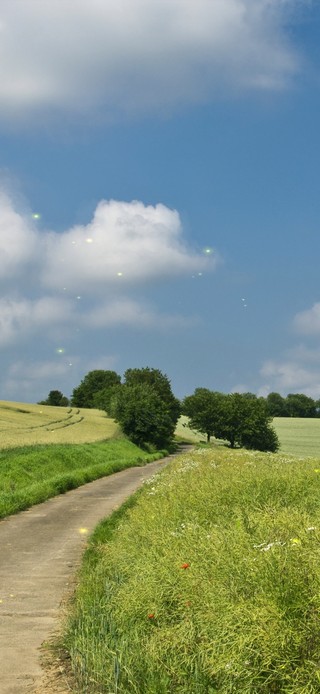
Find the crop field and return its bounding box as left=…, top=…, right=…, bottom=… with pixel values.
left=273, top=417, right=320, bottom=457
left=66, top=445, right=320, bottom=694
left=175, top=415, right=205, bottom=443
left=0, top=401, right=119, bottom=449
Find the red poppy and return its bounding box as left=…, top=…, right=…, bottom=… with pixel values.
left=181, top=562, right=190, bottom=569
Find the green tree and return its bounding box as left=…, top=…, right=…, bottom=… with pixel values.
left=285, top=393, right=316, bottom=418
left=92, top=384, right=122, bottom=414
left=111, top=383, right=175, bottom=448
left=213, top=393, right=248, bottom=448
left=71, top=370, right=121, bottom=408
left=182, top=388, right=225, bottom=443
left=215, top=394, right=279, bottom=452
left=124, top=367, right=181, bottom=425
left=266, top=392, right=288, bottom=417
left=183, top=389, right=279, bottom=452
left=39, top=390, right=69, bottom=406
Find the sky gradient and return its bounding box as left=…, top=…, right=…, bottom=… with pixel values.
left=1, top=0, right=320, bottom=403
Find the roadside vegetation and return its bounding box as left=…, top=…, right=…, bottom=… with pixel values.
left=0, top=439, right=167, bottom=519
left=64, top=445, right=320, bottom=693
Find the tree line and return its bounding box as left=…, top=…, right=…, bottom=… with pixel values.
left=265, top=392, right=320, bottom=418
left=39, top=368, right=292, bottom=453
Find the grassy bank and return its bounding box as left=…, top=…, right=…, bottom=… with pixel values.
left=65, top=446, right=320, bottom=693
left=0, top=439, right=167, bottom=519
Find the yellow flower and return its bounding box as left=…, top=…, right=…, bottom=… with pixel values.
left=290, top=538, right=301, bottom=545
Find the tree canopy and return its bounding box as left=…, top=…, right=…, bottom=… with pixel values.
left=124, top=367, right=181, bottom=425
left=183, top=390, right=279, bottom=452
left=38, top=390, right=69, bottom=407
left=71, top=370, right=121, bottom=408
left=182, top=388, right=225, bottom=442
left=110, top=382, right=175, bottom=448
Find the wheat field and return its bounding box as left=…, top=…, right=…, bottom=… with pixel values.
left=0, top=401, right=119, bottom=449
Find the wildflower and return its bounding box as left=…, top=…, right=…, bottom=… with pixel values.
left=148, top=613, right=155, bottom=619
left=307, top=526, right=316, bottom=532
left=290, top=538, right=301, bottom=545
left=314, top=469, right=320, bottom=473
left=253, top=541, right=285, bottom=551
left=181, top=562, right=190, bottom=569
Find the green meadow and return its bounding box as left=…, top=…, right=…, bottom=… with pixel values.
left=64, top=443, right=320, bottom=693
left=273, top=417, right=320, bottom=457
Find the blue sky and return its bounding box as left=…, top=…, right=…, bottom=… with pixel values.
left=1, top=0, right=320, bottom=403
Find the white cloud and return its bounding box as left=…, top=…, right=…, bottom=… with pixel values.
left=261, top=359, right=316, bottom=389
left=0, top=296, right=74, bottom=345
left=294, top=302, right=320, bottom=335
left=260, top=358, right=320, bottom=398
left=43, top=199, right=210, bottom=291
left=0, top=0, right=303, bottom=123
left=0, top=192, right=209, bottom=350
left=0, top=192, right=39, bottom=278
left=258, top=300, right=320, bottom=398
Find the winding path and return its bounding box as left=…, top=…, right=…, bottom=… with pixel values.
left=0, top=451, right=185, bottom=693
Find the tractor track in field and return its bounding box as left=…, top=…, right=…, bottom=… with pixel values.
left=0, top=446, right=192, bottom=694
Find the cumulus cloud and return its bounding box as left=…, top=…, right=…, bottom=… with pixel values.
left=260, top=359, right=318, bottom=392
left=293, top=302, right=320, bottom=335
left=0, top=191, right=210, bottom=351
left=43, top=200, right=210, bottom=291
left=0, top=192, right=39, bottom=278
left=258, top=299, right=320, bottom=398
left=0, top=296, right=74, bottom=346
left=0, top=0, right=303, bottom=123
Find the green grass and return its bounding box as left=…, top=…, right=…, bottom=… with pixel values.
left=273, top=417, right=320, bottom=457
left=64, top=446, right=320, bottom=693
left=0, top=439, right=167, bottom=519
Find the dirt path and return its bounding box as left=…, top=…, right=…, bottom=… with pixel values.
left=0, top=450, right=186, bottom=693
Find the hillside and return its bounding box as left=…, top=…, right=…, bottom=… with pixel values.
left=0, top=401, right=119, bottom=448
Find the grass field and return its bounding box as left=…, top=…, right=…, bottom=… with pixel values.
left=64, top=445, right=320, bottom=694
left=175, top=415, right=205, bottom=443
left=273, top=417, right=320, bottom=457
left=0, top=400, right=119, bottom=448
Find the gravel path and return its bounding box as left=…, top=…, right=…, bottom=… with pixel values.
left=0, top=451, right=185, bottom=693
